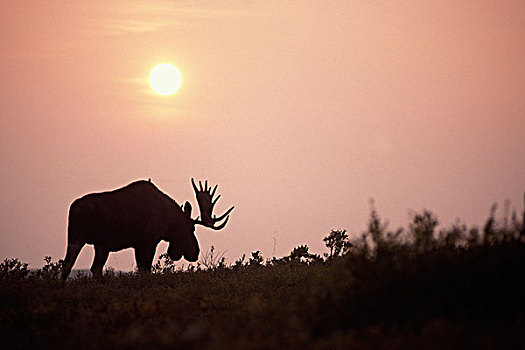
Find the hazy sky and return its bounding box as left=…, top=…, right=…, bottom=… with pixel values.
left=1, top=1, right=524, bottom=270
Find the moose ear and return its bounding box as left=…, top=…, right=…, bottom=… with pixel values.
left=183, top=201, right=192, bottom=218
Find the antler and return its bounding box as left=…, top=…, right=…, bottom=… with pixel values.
left=191, top=178, right=234, bottom=230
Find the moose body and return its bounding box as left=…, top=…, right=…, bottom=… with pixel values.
left=61, top=179, right=233, bottom=279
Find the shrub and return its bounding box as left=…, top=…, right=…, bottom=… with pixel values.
left=0, top=258, right=30, bottom=280
left=323, top=229, right=351, bottom=259
left=152, top=253, right=176, bottom=274
left=32, top=256, right=63, bottom=279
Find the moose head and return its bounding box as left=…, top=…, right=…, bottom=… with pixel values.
left=168, top=179, right=234, bottom=262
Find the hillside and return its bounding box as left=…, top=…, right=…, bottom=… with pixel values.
left=1, top=204, right=524, bottom=349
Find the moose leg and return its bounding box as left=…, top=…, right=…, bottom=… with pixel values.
left=61, top=241, right=85, bottom=280
left=90, top=245, right=109, bottom=277
left=134, top=246, right=156, bottom=273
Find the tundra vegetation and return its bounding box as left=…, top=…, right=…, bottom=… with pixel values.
left=1, top=200, right=524, bottom=349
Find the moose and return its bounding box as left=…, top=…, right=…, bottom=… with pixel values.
left=61, top=179, right=234, bottom=280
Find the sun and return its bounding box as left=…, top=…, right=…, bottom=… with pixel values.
left=149, top=63, right=182, bottom=96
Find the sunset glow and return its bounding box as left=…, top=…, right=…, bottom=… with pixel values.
left=0, top=1, right=524, bottom=273
left=149, top=63, right=182, bottom=95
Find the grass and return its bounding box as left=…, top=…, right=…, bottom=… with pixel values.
left=1, top=200, right=524, bottom=349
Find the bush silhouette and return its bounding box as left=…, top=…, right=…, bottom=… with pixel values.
left=1, top=196, right=524, bottom=348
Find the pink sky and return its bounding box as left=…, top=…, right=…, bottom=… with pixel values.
left=1, top=1, right=524, bottom=270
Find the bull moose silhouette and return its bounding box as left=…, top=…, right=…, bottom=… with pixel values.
left=61, top=179, right=234, bottom=279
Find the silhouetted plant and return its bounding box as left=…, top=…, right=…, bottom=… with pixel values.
left=152, top=253, right=176, bottom=273
left=342, top=205, right=405, bottom=261
left=268, top=255, right=286, bottom=266
left=522, top=193, right=525, bottom=238
left=32, top=256, right=62, bottom=279
left=478, top=201, right=525, bottom=245
left=367, top=204, right=387, bottom=245
left=361, top=203, right=406, bottom=259
left=200, top=245, right=226, bottom=270
left=104, top=266, right=118, bottom=277
left=233, top=254, right=246, bottom=268
left=323, top=229, right=351, bottom=259
left=438, top=221, right=467, bottom=248
left=410, top=209, right=438, bottom=252
left=0, top=258, right=30, bottom=280
left=483, top=203, right=498, bottom=245
left=271, top=245, right=323, bottom=265
left=264, top=244, right=318, bottom=266
left=248, top=250, right=264, bottom=267
left=185, top=262, right=202, bottom=272
left=289, top=245, right=322, bottom=264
